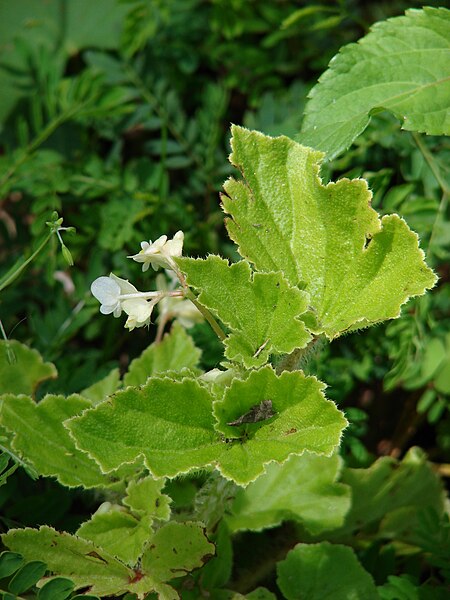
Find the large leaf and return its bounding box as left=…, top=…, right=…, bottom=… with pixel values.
left=0, top=341, right=57, bottom=396
left=0, top=394, right=130, bottom=488
left=213, top=367, right=347, bottom=484
left=177, top=256, right=311, bottom=367
left=68, top=376, right=220, bottom=478
left=222, top=126, right=437, bottom=339
left=277, top=542, right=379, bottom=600
left=298, top=7, right=450, bottom=159
left=226, top=453, right=350, bottom=534
left=123, top=323, right=202, bottom=387
left=68, top=368, right=346, bottom=485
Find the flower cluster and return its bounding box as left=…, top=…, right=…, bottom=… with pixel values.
left=90, top=231, right=198, bottom=331
left=128, top=231, right=184, bottom=272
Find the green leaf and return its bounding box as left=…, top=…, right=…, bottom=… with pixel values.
left=336, top=447, right=445, bottom=539
left=8, top=560, right=47, bottom=595
left=277, top=542, right=379, bottom=600
left=0, top=341, right=56, bottom=396
left=77, top=509, right=153, bottom=565
left=0, top=551, right=24, bottom=578
left=37, top=577, right=75, bottom=600
left=68, top=368, right=346, bottom=486
left=1, top=526, right=148, bottom=598
left=140, top=521, right=215, bottom=581
left=223, top=126, right=437, bottom=339
left=214, top=367, right=347, bottom=483
left=67, top=375, right=220, bottom=478
left=177, top=256, right=311, bottom=368
left=0, top=394, right=128, bottom=488
left=298, top=7, right=450, bottom=159
left=226, top=453, right=350, bottom=534
left=123, top=323, right=202, bottom=387
left=80, top=368, right=121, bottom=405
left=378, top=575, right=420, bottom=600
left=124, top=476, right=171, bottom=521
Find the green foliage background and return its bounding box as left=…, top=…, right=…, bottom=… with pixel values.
left=0, top=1, right=449, bottom=598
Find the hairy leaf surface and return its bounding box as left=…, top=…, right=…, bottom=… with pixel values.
left=2, top=524, right=213, bottom=599
left=0, top=394, right=125, bottom=488
left=124, top=476, right=171, bottom=521
left=68, top=368, right=346, bottom=485
left=68, top=376, right=221, bottom=477
left=277, top=542, right=379, bottom=600
left=77, top=510, right=153, bottom=565
left=223, top=126, right=436, bottom=338
left=177, top=256, right=311, bottom=367
left=298, top=7, right=450, bottom=159
left=214, top=367, right=347, bottom=483
left=140, top=521, right=215, bottom=581
left=0, top=341, right=57, bottom=396
left=2, top=526, right=140, bottom=597
left=124, top=323, right=202, bottom=387
left=226, top=453, right=350, bottom=534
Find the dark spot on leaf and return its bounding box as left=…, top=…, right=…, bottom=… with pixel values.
left=86, top=551, right=108, bottom=564
left=155, top=498, right=160, bottom=507
left=172, top=547, right=178, bottom=554
left=284, top=428, right=297, bottom=435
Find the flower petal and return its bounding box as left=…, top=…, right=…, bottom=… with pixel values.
left=91, top=276, right=121, bottom=305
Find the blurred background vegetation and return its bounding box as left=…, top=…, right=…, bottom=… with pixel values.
left=0, top=0, right=449, bottom=532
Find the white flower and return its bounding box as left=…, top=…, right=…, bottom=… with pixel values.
left=91, top=273, right=154, bottom=330
left=128, top=231, right=184, bottom=272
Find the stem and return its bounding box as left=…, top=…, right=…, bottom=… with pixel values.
left=0, top=232, right=52, bottom=293
left=412, top=132, right=449, bottom=254
left=170, top=260, right=227, bottom=341
left=184, top=289, right=226, bottom=341
left=118, top=290, right=184, bottom=300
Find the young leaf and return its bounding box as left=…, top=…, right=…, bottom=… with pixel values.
left=0, top=340, right=57, bottom=396
left=77, top=509, right=153, bottom=565
left=277, top=542, right=379, bottom=600
left=298, top=7, right=450, bottom=159
left=123, top=323, right=202, bottom=387
left=140, top=521, right=215, bottom=582
left=213, top=366, right=347, bottom=484
left=124, top=476, right=171, bottom=521
left=0, top=394, right=130, bottom=488
left=226, top=453, right=350, bottom=534
left=177, top=256, right=311, bottom=368
left=68, top=368, right=347, bottom=485
left=223, top=126, right=437, bottom=339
